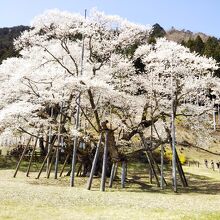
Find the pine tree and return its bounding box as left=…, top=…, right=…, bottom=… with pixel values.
left=185, top=38, right=195, bottom=52
left=204, top=37, right=219, bottom=58
left=193, top=35, right=204, bottom=54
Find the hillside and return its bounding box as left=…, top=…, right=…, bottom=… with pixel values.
left=0, top=25, right=29, bottom=63
left=166, top=27, right=210, bottom=43
left=150, top=24, right=220, bottom=71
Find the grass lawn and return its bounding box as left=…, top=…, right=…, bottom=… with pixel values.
left=1, top=159, right=220, bottom=220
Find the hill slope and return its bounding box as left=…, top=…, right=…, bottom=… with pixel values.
left=0, top=25, right=29, bottom=63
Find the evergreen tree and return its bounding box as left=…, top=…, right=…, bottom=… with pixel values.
left=181, top=40, right=186, bottom=46
left=151, top=23, right=166, bottom=38
left=185, top=38, right=195, bottom=52
left=204, top=37, right=219, bottom=59
left=193, top=35, right=204, bottom=54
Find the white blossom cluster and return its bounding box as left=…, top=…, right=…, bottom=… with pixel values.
left=0, top=9, right=219, bottom=148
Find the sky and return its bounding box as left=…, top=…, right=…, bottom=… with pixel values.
left=1, top=0, right=220, bottom=38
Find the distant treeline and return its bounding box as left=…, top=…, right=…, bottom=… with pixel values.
left=181, top=36, right=220, bottom=76
left=181, top=36, right=220, bottom=63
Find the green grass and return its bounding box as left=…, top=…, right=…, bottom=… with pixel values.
left=1, top=159, right=220, bottom=220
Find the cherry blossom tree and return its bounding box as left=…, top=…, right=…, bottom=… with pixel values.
left=0, top=9, right=219, bottom=191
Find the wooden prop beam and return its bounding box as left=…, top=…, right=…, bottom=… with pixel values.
left=13, top=136, right=32, bottom=178
left=87, top=132, right=103, bottom=190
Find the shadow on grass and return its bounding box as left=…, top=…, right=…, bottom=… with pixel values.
left=120, top=163, right=220, bottom=195
left=0, top=155, right=40, bottom=172
left=124, top=169, right=220, bottom=195
left=180, top=171, right=220, bottom=195
left=1, top=157, right=220, bottom=195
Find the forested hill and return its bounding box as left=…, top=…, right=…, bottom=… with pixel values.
left=151, top=23, right=220, bottom=64
left=0, top=25, right=29, bottom=63
left=0, top=24, right=220, bottom=66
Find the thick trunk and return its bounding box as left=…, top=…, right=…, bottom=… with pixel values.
left=87, top=89, right=101, bottom=132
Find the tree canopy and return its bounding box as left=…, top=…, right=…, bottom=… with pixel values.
left=0, top=9, right=218, bottom=152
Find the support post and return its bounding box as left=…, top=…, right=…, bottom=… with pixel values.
left=87, top=132, right=103, bottom=190
left=175, top=148, right=188, bottom=187
left=113, top=162, right=118, bottom=180
left=152, top=123, right=167, bottom=188
left=218, top=104, right=220, bottom=125
left=70, top=94, right=81, bottom=187
left=171, top=99, right=177, bottom=193
left=149, top=167, right=153, bottom=184
left=36, top=136, right=57, bottom=179
left=26, top=136, right=38, bottom=177
left=59, top=154, right=70, bottom=177
left=100, top=130, right=109, bottom=191
left=121, top=161, right=126, bottom=188
left=47, top=150, right=56, bottom=178
left=139, top=133, right=160, bottom=187
left=13, top=137, right=32, bottom=178
left=46, top=107, right=53, bottom=175
left=54, top=145, right=60, bottom=179
left=109, top=162, right=116, bottom=188
left=213, top=108, right=216, bottom=131
left=55, top=102, right=64, bottom=179
left=70, top=137, right=78, bottom=186
left=160, top=144, right=164, bottom=189
left=70, top=10, right=87, bottom=186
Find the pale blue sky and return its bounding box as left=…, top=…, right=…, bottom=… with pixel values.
left=1, top=0, right=220, bottom=37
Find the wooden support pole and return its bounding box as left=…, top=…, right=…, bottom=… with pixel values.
left=70, top=94, right=81, bottom=187
left=47, top=107, right=53, bottom=175
left=218, top=104, right=220, bottom=125
left=13, top=137, right=32, bottom=178
left=125, top=161, right=128, bottom=179
left=54, top=146, right=60, bottom=179
left=26, top=136, right=38, bottom=177
left=160, top=144, right=164, bottom=189
left=149, top=167, right=153, bottom=184
left=139, top=133, right=160, bottom=187
left=171, top=100, right=177, bottom=192
left=59, top=154, right=70, bottom=177
left=36, top=136, right=57, bottom=179
left=45, top=134, right=50, bottom=175
left=213, top=108, right=216, bottom=131
left=47, top=150, right=56, bottom=178
left=152, top=123, right=167, bottom=188
left=121, top=161, right=126, bottom=188
left=87, top=132, right=103, bottom=190
left=76, top=163, right=83, bottom=177
left=152, top=153, right=167, bottom=186
left=113, top=162, right=118, bottom=180
left=46, top=126, right=52, bottom=176
left=145, top=150, right=160, bottom=186
left=100, top=130, right=109, bottom=192
left=70, top=137, right=78, bottom=186
left=55, top=103, right=64, bottom=179
left=149, top=101, right=153, bottom=185
left=109, top=162, right=116, bottom=188
left=175, top=150, right=188, bottom=187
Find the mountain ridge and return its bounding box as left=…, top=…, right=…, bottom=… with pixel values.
left=0, top=24, right=219, bottom=64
